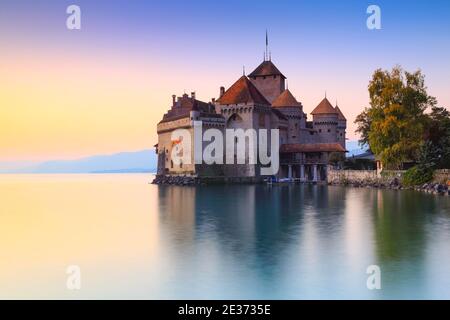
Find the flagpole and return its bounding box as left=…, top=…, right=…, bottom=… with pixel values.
left=265, top=30, right=268, bottom=61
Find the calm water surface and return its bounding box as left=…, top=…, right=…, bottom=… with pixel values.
left=1, top=174, right=450, bottom=299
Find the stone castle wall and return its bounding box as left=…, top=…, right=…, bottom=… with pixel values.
left=327, top=169, right=378, bottom=183
left=328, top=168, right=450, bottom=185
left=313, top=114, right=339, bottom=144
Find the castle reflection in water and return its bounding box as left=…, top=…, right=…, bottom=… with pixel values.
left=155, top=183, right=450, bottom=299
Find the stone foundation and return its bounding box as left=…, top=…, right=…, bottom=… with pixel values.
left=327, top=169, right=378, bottom=184
left=151, top=175, right=264, bottom=185
left=152, top=175, right=198, bottom=186
left=327, top=169, right=450, bottom=195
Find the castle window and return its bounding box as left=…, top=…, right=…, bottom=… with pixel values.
left=171, top=160, right=174, bottom=168
left=328, top=129, right=331, bottom=133
left=340, top=133, right=343, bottom=137
left=319, top=129, right=322, bottom=133
left=259, top=113, right=265, bottom=127
left=180, top=161, right=183, bottom=169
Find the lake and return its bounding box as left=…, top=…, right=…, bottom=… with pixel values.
left=1, top=174, right=450, bottom=299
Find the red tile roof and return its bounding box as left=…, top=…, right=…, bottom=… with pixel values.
left=280, top=143, right=346, bottom=153
left=248, top=60, right=286, bottom=78
left=217, top=76, right=270, bottom=105
left=311, top=98, right=338, bottom=115
left=335, top=105, right=346, bottom=120
left=272, top=89, right=302, bottom=108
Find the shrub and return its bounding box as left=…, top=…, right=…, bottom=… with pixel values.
left=402, top=166, right=433, bottom=186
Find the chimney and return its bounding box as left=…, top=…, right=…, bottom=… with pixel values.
left=172, top=95, right=176, bottom=106
left=191, top=91, right=196, bottom=100
left=220, top=86, right=225, bottom=97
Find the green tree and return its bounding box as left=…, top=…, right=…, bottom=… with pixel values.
left=421, top=106, right=450, bottom=168
left=354, top=107, right=371, bottom=148
left=355, top=66, right=436, bottom=169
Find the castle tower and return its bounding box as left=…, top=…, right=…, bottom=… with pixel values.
left=156, top=92, right=225, bottom=176
left=311, top=97, right=339, bottom=143
left=248, top=60, right=286, bottom=103
left=335, top=104, right=347, bottom=148
left=272, top=89, right=304, bottom=144
left=215, top=75, right=272, bottom=178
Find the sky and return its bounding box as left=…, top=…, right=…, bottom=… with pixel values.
left=1, top=0, right=449, bottom=162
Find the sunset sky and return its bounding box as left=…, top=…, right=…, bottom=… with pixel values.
left=1, top=0, right=449, bottom=162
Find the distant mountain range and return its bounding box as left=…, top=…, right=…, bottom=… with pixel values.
left=0, top=141, right=366, bottom=174
left=0, top=150, right=157, bottom=174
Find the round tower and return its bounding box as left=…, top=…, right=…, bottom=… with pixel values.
left=311, top=97, right=339, bottom=143
left=272, top=89, right=303, bottom=144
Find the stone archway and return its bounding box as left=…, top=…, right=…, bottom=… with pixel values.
left=227, top=113, right=243, bottom=129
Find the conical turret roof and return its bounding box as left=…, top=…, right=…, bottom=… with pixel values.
left=311, top=97, right=338, bottom=115
left=272, top=89, right=302, bottom=108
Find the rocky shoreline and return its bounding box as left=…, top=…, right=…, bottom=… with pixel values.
left=151, top=175, right=262, bottom=185
left=152, top=174, right=450, bottom=195
left=151, top=175, right=198, bottom=186
left=328, top=177, right=450, bottom=195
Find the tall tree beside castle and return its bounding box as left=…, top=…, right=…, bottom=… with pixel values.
left=355, top=66, right=437, bottom=169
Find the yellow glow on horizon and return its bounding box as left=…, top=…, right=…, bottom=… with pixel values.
left=0, top=53, right=177, bottom=161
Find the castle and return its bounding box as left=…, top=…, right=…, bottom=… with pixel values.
left=155, top=54, right=347, bottom=183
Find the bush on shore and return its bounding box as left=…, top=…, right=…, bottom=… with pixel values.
left=402, top=166, right=433, bottom=186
